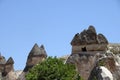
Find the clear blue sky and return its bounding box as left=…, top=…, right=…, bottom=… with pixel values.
left=0, top=0, right=120, bottom=70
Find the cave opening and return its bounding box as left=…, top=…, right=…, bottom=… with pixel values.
left=82, top=47, right=87, bottom=52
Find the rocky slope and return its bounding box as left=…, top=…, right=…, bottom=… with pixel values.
left=108, top=43, right=120, bottom=54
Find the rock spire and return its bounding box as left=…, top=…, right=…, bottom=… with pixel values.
left=6, top=57, right=14, bottom=65
left=24, top=43, right=47, bottom=72
left=28, top=43, right=47, bottom=58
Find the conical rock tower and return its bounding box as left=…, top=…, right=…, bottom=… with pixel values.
left=24, top=43, right=47, bottom=72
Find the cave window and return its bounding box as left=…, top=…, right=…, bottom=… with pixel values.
left=82, top=47, right=87, bottom=52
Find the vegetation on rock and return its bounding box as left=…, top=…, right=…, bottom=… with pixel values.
left=26, top=57, right=82, bottom=80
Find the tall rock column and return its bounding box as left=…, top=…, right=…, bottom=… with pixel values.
left=67, top=25, right=108, bottom=80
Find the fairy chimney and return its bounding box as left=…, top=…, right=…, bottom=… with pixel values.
left=5, top=57, right=14, bottom=73
left=0, top=52, right=14, bottom=77
left=67, top=26, right=109, bottom=80
left=24, top=43, right=47, bottom=72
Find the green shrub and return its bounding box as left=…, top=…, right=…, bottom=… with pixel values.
left=26, top=57, right=82, bottom=80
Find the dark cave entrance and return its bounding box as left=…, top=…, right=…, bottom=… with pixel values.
left=82, top=47, right=87, bottom=52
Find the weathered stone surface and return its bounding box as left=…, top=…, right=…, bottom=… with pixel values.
left=2, top=70, right=22, bottom=80
left=100, top=66, right=113, bottom=80
left=71, top=26, right=108, bottom=52
left=67, top=53, right=99, bottom=80
left=67, top=53, right=107, bottom=80
left=0, top=54, right=14, bottom=78
left=68, top=26, right=110, bottom=80
left=108, top=43, right=120, bottom=54
left=6, top=57, right=14, bottom=65
left=88, top=25, right=96, bottom=33
left=0, top=55, right=6, bottom=64
left=71, top=33, right=81, bottom=46
left=17, top=72, right=26, bottom=80
left=88, top=53, right=120, bottom=80
left=24, top=43, right=47, bottom=72
left=5, top=71, right=17, bottom=80
left=71, top=25, right=108, bottom=46
left=97, top=34, right=108, bottom=44
left=16, top=43, right=48, bottom=80
left=28, top=43, right=47, bottom=58
left=72, top=44, right=107, bottom=53
left=89, top=66, right=113, bottom=80
left=101, top=55, right=120, bottom=80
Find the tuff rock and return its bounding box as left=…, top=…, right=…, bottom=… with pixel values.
left=67, top=26, right=120, bottom=80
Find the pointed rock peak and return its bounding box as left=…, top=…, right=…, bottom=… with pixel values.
left=28, top=43, right=47, bottom=58
left=71, top=33, right=81, bottom=45
left=73, top=33, right=80, bottom=40
left=33, top=43, right=39, bottom=48
left=29, top=43, right=40, bottom=56
left=88, top=25, right=96, bottom=33
left=97, top=33, right=108, bottom=44
left=0, top=53, right=6, bottom=64
left=31, top=43, right=40, bottom=53
left=6, top=57, right=14, bottom=64
left=39, top=45, right=47, bottom=57
left=40, top=45, right=44, bottom=49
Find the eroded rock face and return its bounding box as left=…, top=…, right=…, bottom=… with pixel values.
left=90, top=66, right=113, bottom=80
left=0, top=54, right=14, bottom=78
left=17, top=43, right=47, bottom=80
left=100, top=66, right=113, bottom=80
left=108, top=43, right=120, bottom=54
left=71, top=26, right=97, bottom=45
left=99, top=55, right=120, bottom=80
left=88, top=52, right=120, bottom=80
left=68, top=26, right=110, bottom=80
left=71, top=26, right=108, bottom=46
left=24, top=43, right=47, bottom=72
left=97, top=34, right=108, bottom=44
left=67, top=53, right=98, bottom=80
left=71, top=26, right=108, bottom=52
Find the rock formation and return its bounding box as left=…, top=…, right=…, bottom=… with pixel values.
left=108, top=43, right=120, bottom=54
left=0, top=43, right=48, bottom=80
left=18, top=43, right=47, bottom=80
left=1, top=25, right=120, bottom=80
left=0, top=54, right=15, bottom=79
left=24, top=43, right=47, bottom=72
left=67, top=53, right=98, bottom=80
left=67, top=26, right=109, bottom=80
left=67, top=26, right=120, bottom=80
left=71, top=25, right=108, bottom=53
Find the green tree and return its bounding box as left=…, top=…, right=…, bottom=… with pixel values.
left=26, top=57, right=82, bottom=80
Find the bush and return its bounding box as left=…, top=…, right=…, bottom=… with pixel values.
left=26, top=57, right=82, bottom=80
